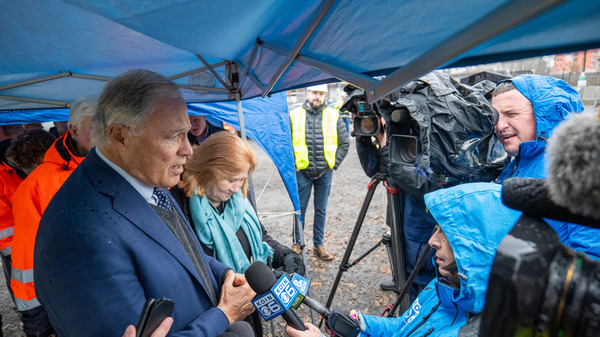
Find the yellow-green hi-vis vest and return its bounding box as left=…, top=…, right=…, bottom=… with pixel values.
left=290, top=106, right=339, bottom=170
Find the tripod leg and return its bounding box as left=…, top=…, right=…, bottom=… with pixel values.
left=385, top=182, right=412, bottom=313
left=324, top=178, right=382, bottom=310
left=382, top=235, right=397, bottom=289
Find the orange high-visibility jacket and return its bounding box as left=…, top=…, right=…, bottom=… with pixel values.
left=0, top=162, right=25, bottom=256
left=11, top=133, right=84, bottom=311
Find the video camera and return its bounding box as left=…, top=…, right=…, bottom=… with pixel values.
left=340, top=86, right=382, bottom=137
left=341, top=71, right=510, bottom=199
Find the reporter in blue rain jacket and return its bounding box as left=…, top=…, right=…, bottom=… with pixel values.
left=492, top=74, right=600, bottom=259
left=285, top=183, right=522, bottom=337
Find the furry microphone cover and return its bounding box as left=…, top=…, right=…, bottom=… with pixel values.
left=546, top=111, right=600, bottom=220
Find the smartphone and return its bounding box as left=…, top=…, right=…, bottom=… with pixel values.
left=136, top=297, right=175, bottom=337
left=325, top=309, right=360, bottom=337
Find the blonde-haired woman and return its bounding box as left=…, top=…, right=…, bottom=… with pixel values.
left=171, top=131, right=304, bottom=274
left=171, top=131, right=304, bottom=335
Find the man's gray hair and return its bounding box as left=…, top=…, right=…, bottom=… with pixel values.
left=491, top=80, right=516, bottom=98
left=93, top=69, right=183, bottom=147
left=69, top=95, right=98, bottom=128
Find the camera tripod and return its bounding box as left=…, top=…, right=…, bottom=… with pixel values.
left=324, top=172, right=413, bottom=316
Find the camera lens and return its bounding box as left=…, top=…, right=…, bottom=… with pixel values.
left=389, top=135, right=420, bottom=165
left=399, top=138, right=417, bottom=163
left=391, top=108, right=410, bottom=123
left=359, top=118, right=377, bottom=135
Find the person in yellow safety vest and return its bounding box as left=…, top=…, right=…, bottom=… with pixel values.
left=289, top=84, right=349, bottom=261
left=11, top=96, right=96, bottom=337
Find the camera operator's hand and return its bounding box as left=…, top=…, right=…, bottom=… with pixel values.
left=375, top=117, right=386, bottom=147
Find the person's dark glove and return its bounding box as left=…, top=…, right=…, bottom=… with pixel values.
left=273, top=249, right=305, bottom=278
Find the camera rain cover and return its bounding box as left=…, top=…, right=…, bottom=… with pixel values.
left=382, top=71, right=509, bottom=198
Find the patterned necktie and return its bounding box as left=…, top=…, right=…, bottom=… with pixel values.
left=153, top=188, right=172, bottom=210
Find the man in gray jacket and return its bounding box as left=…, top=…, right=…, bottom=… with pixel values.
left=290, top=84, right=349, bottom=260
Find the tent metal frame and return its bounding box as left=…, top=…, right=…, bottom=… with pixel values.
left=0, top=61, right=233, bottom=108
left=252, top=0, right=567, bottom=103
left=0, top=0, right=572, bottom=108
left=364, top=0, right=567, bottom=102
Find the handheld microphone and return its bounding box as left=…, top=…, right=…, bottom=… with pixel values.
left=224, top=321, right=255, bottom=337
left=245, top=261, right=306, bottom=331
left=289, top=273, right=331, bottom=316
left=279, top=271, right=359, bottom=337
left=216, top=333, right=237, bottom=337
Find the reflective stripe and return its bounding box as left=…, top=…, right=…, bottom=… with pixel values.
left=1, top=246, right=10, bottom=255
left=15, top=296, right=41, bottom=311
left=11, top=267, right=34, bottom=284
left=290, top=107, right=309, bottom=170
left=290, top=106, right=339, bottom=170
left=322, top=107, right=339, bottom=169
left=0, top=227, right=13, bottom=239
left=293, top=145, right=307, bottom=152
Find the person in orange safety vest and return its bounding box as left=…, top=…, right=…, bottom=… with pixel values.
left=11, top=96, right=96, bottom=337
left=1, top=130, right=56, bottom=302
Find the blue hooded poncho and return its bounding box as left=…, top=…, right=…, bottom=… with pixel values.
left=494, top=75, right=600, bottom=260
left=359, top=183, right=522, bottom=337
left=496, top=74, right=583, bottom=182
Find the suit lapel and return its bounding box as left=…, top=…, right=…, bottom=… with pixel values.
left=82, top=150, right=210, bottom=289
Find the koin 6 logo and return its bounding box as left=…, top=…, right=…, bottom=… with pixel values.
left=274, top=276, right=297, bottom=306
left=255, top=293, right=283, bottom=317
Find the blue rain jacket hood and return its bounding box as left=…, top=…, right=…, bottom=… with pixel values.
left=360, top=183, right=522, bottom=337
left=494, top=75, right=600, bottom=260
left=424, top=183, right=522, bottom=314
left=496, top=74, right=583, bottom=182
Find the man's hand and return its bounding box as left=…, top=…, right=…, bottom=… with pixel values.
left=375, top=117, right=386, bottom=147
left=285, top=323, right=322, bottom=337
left=218, top=270, right=256, bottom=323
left=122, top=317, right=173, bottom=337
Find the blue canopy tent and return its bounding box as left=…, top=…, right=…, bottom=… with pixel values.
left=2, top=0, right=600, bottom=111
left=1, top=0, right=600, bottom=217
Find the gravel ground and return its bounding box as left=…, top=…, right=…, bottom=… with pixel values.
left=0, top=136, right=399, bottom=336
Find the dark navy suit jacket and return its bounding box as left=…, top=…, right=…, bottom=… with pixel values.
left=34, top=149, right=231, bottom=337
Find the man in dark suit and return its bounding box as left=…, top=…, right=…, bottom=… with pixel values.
left=33, top=69, right=256, bottom=337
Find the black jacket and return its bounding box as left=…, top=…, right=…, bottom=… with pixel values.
left=297, top=101, right=349, bottom=179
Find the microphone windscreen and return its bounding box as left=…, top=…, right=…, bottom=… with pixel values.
left=216, top=332, right=238, bottom=337
left=245, top=261, right=276, bottom=294
left=546, top=112, right=600, bottom=220
left=502, top=178, right=600, bottom=227
left=225, top=321, right=255, bottom=337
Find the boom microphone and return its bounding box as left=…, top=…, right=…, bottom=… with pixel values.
left=501, top=178, right=599, bottom=228
left=546, top=112, right=600, bottom=221
left=245, top=261, right=306, bottom=331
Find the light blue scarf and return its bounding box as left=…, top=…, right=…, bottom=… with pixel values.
left=190, top=190, right=273, bottom=273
